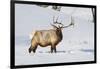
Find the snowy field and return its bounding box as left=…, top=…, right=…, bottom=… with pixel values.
left=15, top=40, right=94, bottom=65
left=15, top=4, right=94, bottom=65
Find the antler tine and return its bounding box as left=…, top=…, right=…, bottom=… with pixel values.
left=71, top=16, right=73, bottom=23
left=56, top=16, right=59, bottom=23
left=53, top=16, right=55, bottom=23
left=71, top=16, right=74, bottom=27
left=60, top=20, right=63, bottom=26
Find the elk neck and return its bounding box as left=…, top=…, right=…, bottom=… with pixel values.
left=56, top=29, right=63, bottom=41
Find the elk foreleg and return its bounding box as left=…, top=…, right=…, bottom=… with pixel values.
left=54, top=46, right=57, bottom=53
left=51, top=45, right=57, bottom=53
left=51, top=46, right=53, bottom=53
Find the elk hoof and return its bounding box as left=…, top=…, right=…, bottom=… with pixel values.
left=29, top=48, right=31, bottom=53
left=33, top=49, right=36, bottom=53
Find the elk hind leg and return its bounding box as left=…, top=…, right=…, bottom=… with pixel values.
left=32, top=45, right=38, bottom=53
left=51, top=45, right=57, bottom=53
left=29, top=46, right=33, bottom=53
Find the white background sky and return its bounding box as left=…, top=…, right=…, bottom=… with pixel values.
left=0, top=0, right=100, bottom=69
left=15, top=3, right=93, bottom=36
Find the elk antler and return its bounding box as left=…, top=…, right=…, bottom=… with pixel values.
left=53, top=16, right=59, bottom=24
left=52, top=16, right=74, bottom=28
left=53, top=16, right=63, bottom=26
left=61, top=16, right=74, bottom=28
left=55, top=16, right=59, bottom=23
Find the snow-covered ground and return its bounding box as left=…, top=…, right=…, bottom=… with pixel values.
left=15, top=4, right=94, bottom=65
left=15, top=40, right=94, bottom=65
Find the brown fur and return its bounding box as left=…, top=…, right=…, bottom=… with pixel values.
left=29, top=28, right=63, bottom=53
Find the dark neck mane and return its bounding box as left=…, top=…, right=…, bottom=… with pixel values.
left=56, top=29, right=63, bottom=41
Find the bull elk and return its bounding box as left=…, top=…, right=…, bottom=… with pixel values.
left=29, top=16, right=74, bottom=53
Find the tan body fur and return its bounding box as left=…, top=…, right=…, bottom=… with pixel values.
left=29, top=29, right=63, bottom=53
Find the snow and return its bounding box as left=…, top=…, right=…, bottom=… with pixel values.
left=15, top=42, right=94, bottom=65
left=15, top=4, right=94, bottom=65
